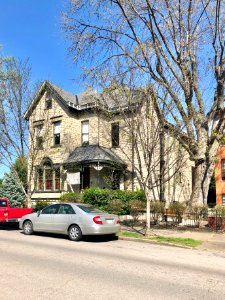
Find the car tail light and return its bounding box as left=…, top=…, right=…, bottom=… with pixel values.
left=93, top=215, right=103, bottom=225
left=116, top=219, right=120, bottom=224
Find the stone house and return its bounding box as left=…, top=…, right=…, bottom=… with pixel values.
left=25, top=81, right=193, bottom=205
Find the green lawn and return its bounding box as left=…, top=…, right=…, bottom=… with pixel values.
left=118, top=231, right=202, bottom=247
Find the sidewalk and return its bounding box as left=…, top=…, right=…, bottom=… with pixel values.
left=121, top=225, right=225, bottom=253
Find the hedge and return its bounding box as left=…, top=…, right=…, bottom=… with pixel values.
left=82, top=188, right=146, bottom=215
left=59, top=192, right=82, bottom=203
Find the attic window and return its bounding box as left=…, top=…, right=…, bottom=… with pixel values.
left=45, top=96, right=52, bottom=109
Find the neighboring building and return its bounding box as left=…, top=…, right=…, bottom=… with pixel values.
left=25, top=81, right=193, bottom=205
left=215, top=146, right=225, bottom=205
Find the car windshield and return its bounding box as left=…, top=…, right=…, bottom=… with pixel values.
left=77, top=205, right=103, bottom=214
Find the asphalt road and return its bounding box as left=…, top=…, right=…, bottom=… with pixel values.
left=1, top=226, right=225, bottom=300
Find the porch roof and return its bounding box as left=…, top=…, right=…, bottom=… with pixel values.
left=64, top=145, right=126, bottom=169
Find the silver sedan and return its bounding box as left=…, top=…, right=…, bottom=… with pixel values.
left=19, top=203, right=121, bottom=241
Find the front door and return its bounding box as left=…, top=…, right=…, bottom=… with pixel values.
left=82, top=167, right=90, bottom=189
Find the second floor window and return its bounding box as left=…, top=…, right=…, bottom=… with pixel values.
left=53, top=122, right=61, bottom=145
left=222, top=160, right=225, bottom=180
left=111, top=122, right=119, bottom=147
left=82, top=120, right=89, bottom=145
left=36, top=125, right=43, bottom=149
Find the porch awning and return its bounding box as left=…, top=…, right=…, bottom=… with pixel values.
left=64, top=145, right=126, bottom=169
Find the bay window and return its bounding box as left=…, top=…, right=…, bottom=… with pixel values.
left=36, top=160, right=61, bottom=191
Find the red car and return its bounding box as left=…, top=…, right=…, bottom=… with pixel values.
left=0, top=198, right=32, bottom=223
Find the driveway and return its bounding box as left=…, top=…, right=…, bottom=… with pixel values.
left=0, top=228, right=225, bottom=300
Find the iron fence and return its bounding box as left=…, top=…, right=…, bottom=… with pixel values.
left=120, top=211, right=225, bottom=231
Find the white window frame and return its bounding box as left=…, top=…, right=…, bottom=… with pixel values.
left=81, top=120, right=89, bottom=144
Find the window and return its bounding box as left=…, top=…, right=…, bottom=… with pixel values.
left=222, top=195, right=225, bottom=206
left=36, top=160, right=61, bottom=191
left=38, top=169, right=44, bottom=190
left=77, top=204, right=102, bottom=213
left=111, top=122, right=119, bottom=147
left=81, top=120, right=89, bottom=145
left=58, top=204, right=75, bottom=214
left=42, top=204, right=59, bottom=214
left=45, top=168, right=53, bottom=190
left=36, top=125, right=43, bottom=149
left=45, top=96, right=52, bottom=109
left=55, top=167, right=60, bottom=190
left=53, top=122, right=61, bottom=145
left=0, top=200, right=7, bottom=207
left=222, top=160, right=225, bottom=180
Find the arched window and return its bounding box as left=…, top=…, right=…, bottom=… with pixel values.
left=36, top=158, right=61, bottom=191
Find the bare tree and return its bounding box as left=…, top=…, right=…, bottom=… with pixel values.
left=63, top=0, right=225, bottom=204
left=0, top=57, right=33, bottom=198
left=99, top=82, right=190, bottom=231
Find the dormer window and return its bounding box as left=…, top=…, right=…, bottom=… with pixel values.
left=45, top=95, right=52, bottom=109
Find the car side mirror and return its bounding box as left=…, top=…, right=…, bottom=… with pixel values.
left=37, top=210, right=41, bottom=217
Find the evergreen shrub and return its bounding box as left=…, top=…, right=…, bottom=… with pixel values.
left=82, top=188, right=146, bottom=215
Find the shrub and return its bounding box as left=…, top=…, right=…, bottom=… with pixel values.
left=128, top=199, right=146, bottom=224
left=169, top=201, right=186, bottom=215
left=188, top=204, right=208, bottom=218
left=169, top=201, right=186, bottom=223
left=34, top=201, right=50, bottom=211
left=150, top=201, right=165, bottom=224
left=108, top=199, right=123, bottom=215
left=211, top=205, right=225, bottom=217
left=82, top=188, right=146, bottom=215
left=59, top=192, right=82, bottom=203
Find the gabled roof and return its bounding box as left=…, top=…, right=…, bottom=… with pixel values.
left=24, top=80, right=98, bottom=120
left=24, top=80, right=143, bottom=120
left=64, top=145, right=126, bottom=169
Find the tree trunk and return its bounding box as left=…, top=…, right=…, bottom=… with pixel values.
left=145, top=188, right=153, bottom=236
left=191, top=161, right=215, bottom=205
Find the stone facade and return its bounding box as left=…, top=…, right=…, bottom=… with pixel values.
left=26, top=81, right=193, bottom=205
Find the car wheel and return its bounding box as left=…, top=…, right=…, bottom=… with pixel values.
left=68, top=225, right=82, bottom=241
left=23, top=220, right=33, bottom=235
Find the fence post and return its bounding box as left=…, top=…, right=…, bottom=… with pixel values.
left=216, top=210, right=218, bottom=231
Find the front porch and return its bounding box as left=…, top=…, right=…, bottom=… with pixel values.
left=64, top=145, right=126, bottom=192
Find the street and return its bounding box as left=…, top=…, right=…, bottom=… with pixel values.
left=0, top=228, right=225, bottom=300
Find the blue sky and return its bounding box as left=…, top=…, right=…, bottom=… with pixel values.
left=0, top=0, right=83, bottom=94
left=0, top=0, right=84, bottom=177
